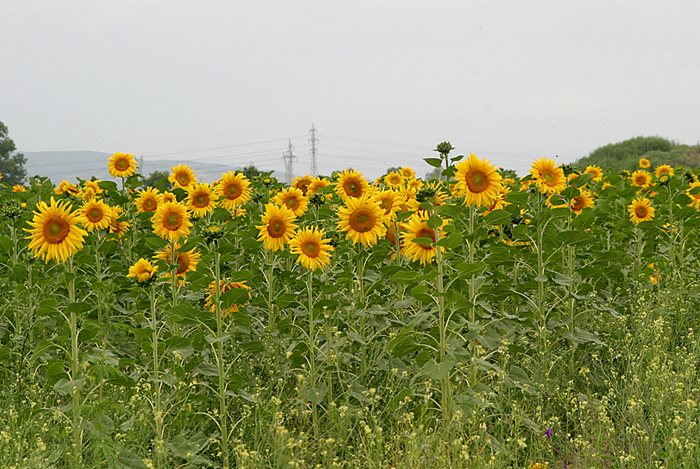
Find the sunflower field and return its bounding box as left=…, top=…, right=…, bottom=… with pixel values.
left=1, top=146, right=699, bottom=468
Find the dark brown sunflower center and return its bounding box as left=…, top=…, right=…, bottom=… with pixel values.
left=143, top=198, right=157, bottom=211
left=164, top=212, right=182, bottom=230
left=415, top=228, right=436, bottom=249
left=224, top=183, right=242, bottom=199
left=177, top=174, right=190, bottom=185
left=267, top=218, right=286, bottom=238
left=635, top=205, right=648, bottom=218
left=301, top=241, right=320, bottom=258
left=115, top=158, right=129, bottom=171
left=193, top=193, right=209, bottom=207
left=285, top=197, right=299, bottom=209
left=175, top=252, right=189, bottom=275
left=571, top=197, right=585, bottom=211
left=349, top=209, right=375, bottom=233
left=465, top=170, right=489, bottom=193
left=87, top=207, right=104, bottom=222
left=635, top=175, right=647, bottom=185
left=343, top=180, right=362, bottom=198
left=43, top=217, right=70, bottom=244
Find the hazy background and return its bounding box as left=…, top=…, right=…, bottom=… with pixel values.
left=2, top=0, right=699, bottom=179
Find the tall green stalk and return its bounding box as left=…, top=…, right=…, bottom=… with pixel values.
left=212, top=249, right=230, bottom=468
left=306, top=270, right=319, bottom=437
left=149, top=285, right=165, bottom=468
left=66, top=257, right=82, bottom=466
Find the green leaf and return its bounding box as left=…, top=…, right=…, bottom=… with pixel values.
left=482, top=209, right=512, bottom=226
left=421, top=356, right=456, bottom=380
left=220, top=287, right=251, bottom=309
left=427, top=214, right=443, bottom=229
left=424, top=157, right=443, bottom=168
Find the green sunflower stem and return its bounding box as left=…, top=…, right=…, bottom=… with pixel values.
left=535, top=192, right=548, bottom=373
left=434, top=219, right=452, bottom=424
left=213, top=249, right=230, bottom=469
left=467, top=205, right=478, bottom=392
left=170, top=239, right=180, bottom=337
left=66, top=257, right=83, bottom=466
left=150, top=285, right=165, bottom=469
left=306, top=269, right=319, bottom=438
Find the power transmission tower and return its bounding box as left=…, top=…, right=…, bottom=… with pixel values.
left=309, top=123, right=318, bottom=176
left=282, top=139, right=296, bottom=184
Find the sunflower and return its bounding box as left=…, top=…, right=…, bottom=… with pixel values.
left=385, top=223, right=402, bottom=255
left=545, top=194, right=567, bottom=209
left=407, top=178, right=423, bottom=192
left=337, top=194, right=387, bottom=247
left=108, top=206, right=131, bottom=237
left=374, top=190, right=405, bottom=220
left=484, top=185, right=511, bottom=213
left=308, top=177, right=330, bottom=194
left=155, top=242, right=201, bottom=279
left=530, top=158, right=566, bottom=195
left=83, top=179, right=103, bottom=195
left=216, top=172, right=252, bottom=210
left=453, top=154, right=502, bottom=207
left=127, top=258, right=158, bottom=283
left=583, top=165, right=604, bottom=182
left=25, top=197, right=87, bottom=263
left=152, top=201, right=192, bottom=241
left=205, top=281, right=251, bottom=317
left=383, top=172, right=404, bottom=189
left=186, top=183, right=217, bottom=218
left=169, top=164, right=196, bottom=189
left=136, top=187, right=163, bottom=213
left=569, top=188, right=595, bottom=214
left=685, top=181, right=700, bottom=210
left=655, top=164, right=674, bottom=182
left=288, top=227, right=334, bottom=271
left=628, top=197, right=655, bottom=224
left=272, top=187, right=307, bottom=216
left=630, top=170, right=653, bottom=189
left=80, top=199, right=113, bottom=231
left=56, top=180, right=79, bottom=196
left=399, top=167, right=416, bottom=180
left=12, top=184, right=26, bottom=193
left=335, top=169, right=371, bottom=200
left=108, top=152, right=137, bottom=178
left=256, top=203, right=297, bottom=251
left=292, top=175, right=314, bottom=195
left=401, top=211, right=444, bottom=265
left=161, top=192, right=177, bottom=204
left=80, top=187, right=97, bottom=201
left=639, top=157, right=651, bottom=169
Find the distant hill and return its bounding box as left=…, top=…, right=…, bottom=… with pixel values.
left=574, top=136, right=700, bottom=171
left=23, top=151, right=282, bottom=183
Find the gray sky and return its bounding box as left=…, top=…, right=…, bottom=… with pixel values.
left=2, top=0, right=699, bottom=177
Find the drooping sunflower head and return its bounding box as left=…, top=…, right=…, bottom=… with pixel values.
left=628, top=197, right=655, bottom=224
left=335, top=169, right=370, bottom=200
left=569, top=188, right=595, bottom=214
left=186, top=183, right=217, bottom=218
left=374, top=190, right=406, bottom=220
left=216, top=172, right=252, bottom=210
left=169, top=164, right=196, bottom=189
left=655, top=164, right=674, bottom=182
left=583, top=165, right=604, bottom=182
left=288, top=227, right=334, bottom=271
left=256, top=203, right=298, bottom=252
left=400, top=211, right=444, bottom=266
left=155, top=242, right=201, bottom=279
left=108, top=152, right=137, bottom=178
left=383, top=172, right=405, bottom=189
left=454, top=153, right=503, bottom=207
left=127, top=258, right=158, bottom=284
left=273, top=187, right=309, bottom=217
left=108, top=206, right=131, bottom=237
left=292, top=175, right=314, bottom=195
left=337, top=193, right=387, bottom=247
left=639, top=157, right=651, bottom=169
left=205, top=281, right=251, bottom=317
left=630, top=170, right=653, bottom=189
left=530, top=158, right=566, bottom=195
left=136, top=187, right=163, bottom=213
left=24, top=197, right=87, bottom=263
left=80, top=199, right=113, bottom=231
left=399, top=166, right=416, bottom=180
left=152, top=201, right=192, bottom=241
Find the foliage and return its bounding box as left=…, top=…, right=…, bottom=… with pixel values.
left=142, top=170, right=170, bottom=190
left=0, top=121, right=28, bottom=185
left=575, top=135, right=700, bottom=171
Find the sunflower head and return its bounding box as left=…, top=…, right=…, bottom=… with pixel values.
left=155, top=242, right=201, bottom=279
left=152, top=201, right=192, bottom=241
left=288, top=227, right=334, bottom=271
left=136, top=187, right=163, bottom=213
left=383, top=172, right=405, bottom=188
left=454, top=154, right=503, bottom=207
left=569, top=188, right=595, bottom=214
left=639, top=157, right=651, bottom=169
left=335, top=169, right=370, bottom=200
left=186, top=183, right=216, bottom=218
left=127, top=258, right=158, bottom=284
left=256, top=204, right=297, bottom=252
left=530, top=158, right=566, bottom=195
left=56, top=180, right=79, bottom=196
left=374, top=190, right=406, bottom=220
left=655, top=164, right=674, bottom=182
left=273, top=187, right=308, bottom=217
left=308, top=177, right=330, bottom=195
left=108, top=206, right=131, bottom=237
left=216, top=172, right=252, bottom=210
left=628, top=197, right=655, bottom=224
left=401, top=211, right=445, bottom=265
left=685, top=181, right=700, bottom=210
left=292, top=175, right=314, bottom=195
left=80, top=199, right=113, bottom=231
left=337, top=193, right=387, bottom=247
left=169, top=164, right=196, bottom=189
left=205, top=281, right=251, bottom=317
left=108, top=152, right=137, bottom=178
left=630, top=170, right=653, bottom=189
left=583, top=165, right=604, bottom=182
left=399, top=166, right=416, bottom=180
left=25, top=197, right=87, bottom=263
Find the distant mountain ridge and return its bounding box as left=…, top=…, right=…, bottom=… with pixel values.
left=22, top=151, right=281, bottom=183
left=574, top=137, right=700, bottom=171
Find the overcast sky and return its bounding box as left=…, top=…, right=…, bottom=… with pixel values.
left=2, top=0, right=699, bottom=177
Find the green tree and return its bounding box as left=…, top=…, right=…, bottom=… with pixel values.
left=0, top=121, right=27, bottom=185
left=142, top=170, right=169, bottom=190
